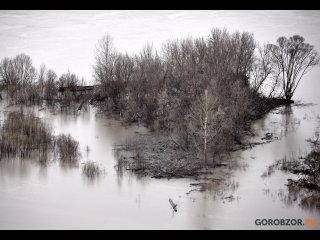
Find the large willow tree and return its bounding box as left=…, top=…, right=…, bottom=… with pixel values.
left=269, top=35, right=320, bottom=101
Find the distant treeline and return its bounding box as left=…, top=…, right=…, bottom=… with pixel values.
left=0, top=56, right=89, bottom=108
left=0, top=28, right=318, bottom=165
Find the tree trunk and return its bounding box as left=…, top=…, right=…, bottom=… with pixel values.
left=204, top=148, right=207, bottom=167
left=203, top=90, right=208, bottom=167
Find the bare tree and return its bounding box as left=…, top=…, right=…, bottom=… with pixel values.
left=0, top=57, right=16, bottom=86
left=13, top=54, right=37, bottom=87
left=58, top=70, right=80, bottom=89
left=251, top=45, right=274, bottom=93
left=0, top=54, right=36, bottom=86
left=230, top=31, right=256, bottom=82
left=44, top=69, right=58, bottom=100
left=0, top=54, right=37, bottom=103
left=126, top=44, right=165, bottom=123
left=269, top=35, right=320, bottom=101
left=93, top=35, right=117, bottom=88
left=188, top=89, right=224, bottom=166
left=251, top=44, right=282, bottom=98
left=38, top=64, right=47, bottom=85
left=93, top=35, right=130, bottom=112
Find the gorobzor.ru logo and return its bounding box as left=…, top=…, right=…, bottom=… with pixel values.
left=255, top=218, right=318, bottom=227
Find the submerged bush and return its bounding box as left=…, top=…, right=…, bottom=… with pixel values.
left=55, top=134, right=80, bottom=163
left=0, top=109, right=81, bottom=168
left=0, top=109, right=53, bottom=160
left=82, top=161, right=103, bottom=178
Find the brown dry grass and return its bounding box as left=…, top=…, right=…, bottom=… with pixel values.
left=0, top=109, right=53, bottom=160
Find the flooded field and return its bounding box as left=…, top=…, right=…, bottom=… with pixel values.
left=0, top=101, right=318, bottom=229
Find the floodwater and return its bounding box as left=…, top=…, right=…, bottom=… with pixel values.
left=0, top=10, right=320, bottom=229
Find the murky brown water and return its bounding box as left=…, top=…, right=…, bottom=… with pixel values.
left=0, top=10, right=320, bottom=229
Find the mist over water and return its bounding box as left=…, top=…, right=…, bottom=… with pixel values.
left=0, top=10, right=320, bottom=229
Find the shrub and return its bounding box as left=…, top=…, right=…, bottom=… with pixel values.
left=82, top=161, right=103, bottom=178
left=0, top=109, right=53, bottom=160
left=55, top=134, right=80, bottom=163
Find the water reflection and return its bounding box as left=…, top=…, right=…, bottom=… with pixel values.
left=0, top=159, right=33, bottom=180
left=38, top=165, right=48, bottom=181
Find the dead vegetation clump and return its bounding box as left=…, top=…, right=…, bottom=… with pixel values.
left=0, top=109, right=53, bottom=160
left=0, top=110, right=81, bottom=165
left=82, top=161, right=104, bottom=178
left=281, top=132, right=320, bottom=190
left=262, top=131, right=320, bottom=211
left=113, top=133, right=203, bottom=179
left=55, top=134, right=80, bottom=163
